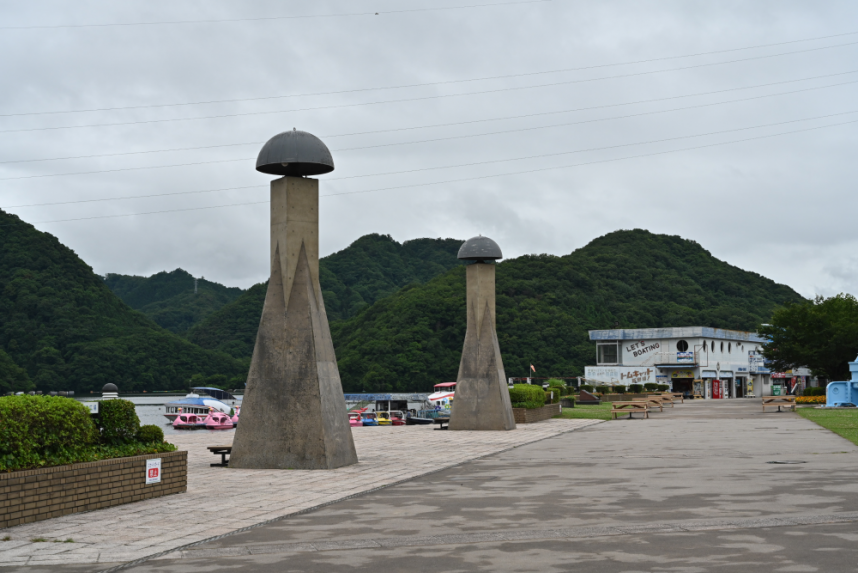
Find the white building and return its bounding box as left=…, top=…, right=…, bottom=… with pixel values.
left=584, top=327, right=811, bottom=398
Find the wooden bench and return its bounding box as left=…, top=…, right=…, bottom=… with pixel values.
left=632, top=397, right=664, bottom=412
left=611, top=401, right=649, bottom=419
left=762, top=396, right=796, bottom=412
left=667, top=392, right=685, bottom=404
left=434, top=417, right=450, bottom=430
left=208, top=445, right=232, bottom=467
left=651, top=395, right=675, bottom=408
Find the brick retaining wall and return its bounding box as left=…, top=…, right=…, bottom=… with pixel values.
left=512, top=403, right=561, bottom=424
left=1, top=450, right=187, bottom=529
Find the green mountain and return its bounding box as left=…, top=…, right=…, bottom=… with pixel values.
left=331, top=229, right=806, bottom=393
left=0, top=209, right=248, bottom=394
left=103, top=269, right=243, bottom=336
left=187, top=234, right=464, bottom=358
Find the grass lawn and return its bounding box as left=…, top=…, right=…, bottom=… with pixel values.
left=797, top=407, right=858, bottom=446
left=554, top=403, right=613, bottom=421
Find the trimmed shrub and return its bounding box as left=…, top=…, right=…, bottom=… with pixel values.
left=595, top=385, right=611, bottom=395
left=643, top=383, right=658, bottom=392
left=509, top=384, right=546, bottom=409
left=544, top=390, right=561, bottom=404
left=580, top=384, right=595, bottom=393
left=97, top=399, right=140, bottom=445
left=656, top=384, right=670, bottom=392
left=136, top=425, right=165, bottom=444
left=628, top=384, right=643, bottom=394
left=802, top=387, right=826, bottom=396
left=612, top=386, right=626, bottom=394
left=0, top=395, right=97, bottom=472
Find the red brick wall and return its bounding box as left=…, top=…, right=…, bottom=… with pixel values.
left=512, top=403, right=561, bottom=424
left=0, top=451, right=187, bottom=529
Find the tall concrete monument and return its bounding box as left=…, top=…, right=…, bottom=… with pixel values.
left=229, top=129, right=358, bottom=470
left=449, top=236, right=516, bottom=431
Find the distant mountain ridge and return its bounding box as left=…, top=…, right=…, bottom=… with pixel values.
left=0, top=209, right=247, bottom=393
left=330, top=229, right=806, bottom=393
left=104, top=269, right=243, bottom=336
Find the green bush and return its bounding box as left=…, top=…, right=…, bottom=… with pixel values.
left=802, top=386, right=826, bottom=396
left=544, top=389, right=562, bottom=404
left=0, top=396, right=97, bottom=472
left=628, top=384, right=643, bottom=394
left=643, top=383, right=658, bottom=392
left=96, top=400, right=140, bottom=445
left=509, top=384, right=546, bottom=409
left=136, top=425, right=165, bottom=444
left=656, top=384, right=670, bottom=392
left=561, top=396, right=575, bottom=407
left=612, top=386, right=626, bottom=394
left=595, top=385, right=611, bottom=395
left=580, top=384, right=595, bottom=393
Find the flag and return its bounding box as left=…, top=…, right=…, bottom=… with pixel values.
left=530, top=364, right=536, bottom=372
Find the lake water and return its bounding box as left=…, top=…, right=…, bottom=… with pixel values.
left=77, top=395, right=242, bottom=435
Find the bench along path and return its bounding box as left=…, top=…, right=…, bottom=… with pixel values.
left=0, top=419, right=600, bottom=568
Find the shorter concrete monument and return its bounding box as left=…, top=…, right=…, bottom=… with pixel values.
left=229, top=129, right=358, bottom=470
left=449, top=236, right=516, bottom=431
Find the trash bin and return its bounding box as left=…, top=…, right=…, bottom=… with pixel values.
left=772, top=385, right=782, bottom=396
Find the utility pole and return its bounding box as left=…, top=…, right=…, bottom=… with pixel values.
left=194, top=278, right=198, bottom=294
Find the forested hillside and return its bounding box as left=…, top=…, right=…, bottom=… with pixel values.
left=0, top=209, right=248, bottom=393
left=331, top=229, right=805, bottom=393
left=104, top=269, right=243, bottom=335
left=187, top=234, right=464, bottom=357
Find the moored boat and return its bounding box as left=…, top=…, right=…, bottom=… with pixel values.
left=164, top=390, right=234, bottom=422
left=204, top=411, right=234, bottom=430
left=389, top=411, right=407, bottom=426
left=427, top=382, right=456, bottom=408
left=173, top=412, right=205, bottom=429
left=361, top=412, right=379, bottom=426
left=377, top=411, right=393, bottom=425
left=348, top=413, right=363, bottom=427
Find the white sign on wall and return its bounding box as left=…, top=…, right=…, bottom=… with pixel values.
left=145, top=458, right=162, bottom=485
left=82, top=402, right=99, bottom=414
left=585, top=366, right=658, bottom=386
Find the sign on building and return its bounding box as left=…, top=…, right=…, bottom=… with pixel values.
left=145, top=458, right=162, bottom=485
left=585, top=366, right=658, bottom=386
left=676, top=352, right=694, bottom=363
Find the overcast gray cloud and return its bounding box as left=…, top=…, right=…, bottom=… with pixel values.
left=1, top=0, right=856, bottom=299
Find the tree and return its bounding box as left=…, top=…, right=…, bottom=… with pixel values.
left=759, top=294, right=858, bottom=381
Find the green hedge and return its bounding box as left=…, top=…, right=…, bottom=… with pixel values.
left=97, top=399, right=141, bottom=445
left=0, top=396, right=175, bottom=473
left=644, top=383, right=658, bottom=392
left=612, top=386, right=626, bottom=394
left=802, top=386, right=826, bottom=396
left=656, top=384, right=670, bottom=392
left=137, top=425, right=165, bottom=444
left=509, top=384, right=546, bottom=409
left=628, top=384, right=643, bottom=393
left=595, top=385, right=611, bottom=394
left=544, top=389, right=562, bottom=404
left=580, top=384, right=594, bottom=393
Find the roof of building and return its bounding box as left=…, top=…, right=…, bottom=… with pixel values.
left=588, top=326, right=767, bottom=343
left=457, top=236, right=502, bottom=261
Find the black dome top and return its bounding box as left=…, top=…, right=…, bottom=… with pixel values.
left=102, top=383, right=118, bottom=392
left=256, top=129, right=335, bottom=176
left=458, top=236, right=502, bottom=261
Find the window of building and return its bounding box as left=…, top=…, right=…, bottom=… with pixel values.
left=703, top=341, right=708, bottom=352
left=720, top=342, right=724, bottom=352
left=728, top=343, right=732, bottom=353
left=676, top=340, right=689, bottom=352
left=597, top=342, right=619, bottom=365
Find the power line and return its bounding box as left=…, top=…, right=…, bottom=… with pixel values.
left=3, top=40, right=857, bottom=135
left=0, top=0, right=552, bottom=30
left=3, top=69, right=856, bottom=167
left=7, top=117, right=856, bottom=227
left=4, top=77, right=857, bottom=183
left=5, top=110, right=856, bottom=211
left=4, top=30, right=856, bottom=118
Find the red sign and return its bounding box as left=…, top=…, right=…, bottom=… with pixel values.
left=712, top=379, right=722, bottom=399
left=148, top=468, right=159, bottom=479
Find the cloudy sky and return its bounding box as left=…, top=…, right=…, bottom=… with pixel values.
left=1, top=0, right=856, bottom=299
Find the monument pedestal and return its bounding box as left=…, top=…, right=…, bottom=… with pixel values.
left=449, top=263, right=516, bottom=431
left=230, top=176, right=358, bottom=469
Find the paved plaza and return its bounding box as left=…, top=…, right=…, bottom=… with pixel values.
left=0, top=418, right=599, bottom=570
left=5, top=399, right=858, bottom=572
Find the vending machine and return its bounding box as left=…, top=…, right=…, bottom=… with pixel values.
left=712, top=379, right=723, bottom=399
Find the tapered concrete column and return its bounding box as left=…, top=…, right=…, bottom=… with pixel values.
left=230, top=176, right=358, bottom=469
left=449, top=260, right=516, bottom=431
